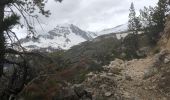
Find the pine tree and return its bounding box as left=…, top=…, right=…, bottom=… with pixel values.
left=0, top=0, right=62, bottom=99
left=123, top=33, right=139, bottom=59
left=140, top=0, right=169, bottom=45
left=128, top=2, right=141, bottom=34
left=153, top=0, right=169, bottom=33
left=140, top=6, right=157, bottom=45
left=128, top=2, right=136, bottom=32
left=124, top=2, right=141, bottom=59
left=0, top=0, right=62, bottom=76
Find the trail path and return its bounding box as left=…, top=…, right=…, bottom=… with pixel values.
left=117, top=57, right=167, bottom=100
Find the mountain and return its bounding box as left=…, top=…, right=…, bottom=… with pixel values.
left=99, top=23, right=128, bottom=35
left=98, top=23, right=129, bottom=39
left=20, top=24, right=97, bottom=51
left=20, top=23, right=130, bottom=52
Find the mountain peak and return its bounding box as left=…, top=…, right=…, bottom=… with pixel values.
left=20, top=24, right=97, bottom=52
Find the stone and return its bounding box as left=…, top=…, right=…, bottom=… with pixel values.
left=107, top=73, right=113, bottom=76
left=99, top=84, right=107, bottom=89
left=164, top=58, right=170, bottom=64
left=125, top=74, right=132, bottom=81
left=123, top=92, right=131, bottom=98
left=144, top=87, right=148, bottom=90
left=87, top=72, right=94, bottom=77
left=143, top=67, right=158, bottom=79
left=73, top=84, right=93, bottom=100
left=134, top=82, right=143, bottom=87
left=104, top=92, right=112, bottom=97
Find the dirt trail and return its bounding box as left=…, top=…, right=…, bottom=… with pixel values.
left=117, top=57, right=167, bottom=100
left=124, top=58, right=153, bottom=80
left=83, top=52, right=170, bottom=100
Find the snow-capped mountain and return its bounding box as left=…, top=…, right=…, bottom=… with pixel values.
left=99, top=23, right=128, bottom=35
left=98, top=23, right=129, bottom=39
left=20, top=23, right=130, bottom=52
left=20, top=24, right=97, bottom=51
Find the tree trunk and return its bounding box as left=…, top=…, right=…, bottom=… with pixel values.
left=0, top=4, right=5, bottom=77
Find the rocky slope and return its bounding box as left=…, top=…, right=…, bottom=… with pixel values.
left=81, top=50, right=170, bottom=100
left=17, top=49, right=170, bottom=100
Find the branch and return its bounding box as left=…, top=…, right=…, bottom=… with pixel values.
left=6, top=31, right=15, bottom=47
left=4, top=59, right=20, bottom=66
left=8, top=30, right=25, bottom=51
left=18, top=4, right=45, bottom=34
left=13, top=3, right=35, bottom=35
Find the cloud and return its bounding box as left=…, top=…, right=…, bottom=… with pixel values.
left=15, top=0, right=158, bottom=38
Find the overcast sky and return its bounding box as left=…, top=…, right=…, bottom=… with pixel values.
left=15, top=0, right=158, bottom=38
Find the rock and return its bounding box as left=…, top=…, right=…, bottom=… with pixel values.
left=120, top=64, right=125, bottom=69
left=108, top=59, right=124, bottom=69
left=123, top=92, right=131, bottom=98
left=144, top=87, right=148, bottom=90
left=115, top=75, right=123, bottom=81
left=99, top=84, right=107, bottom=89
left=153, top=50, right=170, bottom=65
left=154, top=53, right=162, bottom=65
left=164, top=58, right=170, bottom=64
left=159, top=49, right=168, bottom=56
left=134, top=82, right=143, bottom=87
left=125, top=75, right=132, bottom=81
left=143, top=67, right=158, bottom=79
left=104, top=92, right=112, bottom=97
left=107, top=73, right=113, bottom=76
left=87, top=72, right=94, bottom=77
left=73, top=84, right=93, bottom=100
left=110, top=68, right=122, bottom=75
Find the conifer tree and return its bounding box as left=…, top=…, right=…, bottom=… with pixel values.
left=128, top=2, right=141, bottom=34
left=128, top=2, right=136, bottom=32
left=140, top=6, right=157, bottom=45
left=0, top=0, right=62, bottom=99
left=140, top=0, right=169, bottom=45
left=125, top=2, right=141, bottom=59
left=153, top=0, right=169, bottom=33
left=0, top=0, right=62, bottom=76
